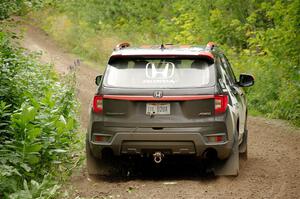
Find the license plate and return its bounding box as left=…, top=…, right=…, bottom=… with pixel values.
left=146, top=103, right=170, bottom=115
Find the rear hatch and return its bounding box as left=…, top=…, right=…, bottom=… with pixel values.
left=94, top=56, right=226, bottom=127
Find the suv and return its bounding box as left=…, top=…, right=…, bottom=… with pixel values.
left=86, top=42, right=254, bottom=176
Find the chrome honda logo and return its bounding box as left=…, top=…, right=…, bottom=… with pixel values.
left=153, top=91, right=163, bottom=98
left=146, top=62, right=175, bottom=79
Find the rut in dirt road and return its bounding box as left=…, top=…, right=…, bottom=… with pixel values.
left=20, top=23, right=300, bottom=199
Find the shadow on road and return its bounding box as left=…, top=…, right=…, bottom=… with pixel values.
left=89, top=157, right=220, bottom=183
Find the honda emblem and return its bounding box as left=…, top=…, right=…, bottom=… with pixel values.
left=153, top=91, right=163, bottom=98
left=146, top=62, right=175, bottom=79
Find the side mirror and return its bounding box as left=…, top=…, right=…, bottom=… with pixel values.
left=238, top=74, right=254, bottom=87
left=95, top=75, right=103, bottom=86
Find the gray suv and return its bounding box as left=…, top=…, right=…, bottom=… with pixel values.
left=86, top=42, right=254, bottom=176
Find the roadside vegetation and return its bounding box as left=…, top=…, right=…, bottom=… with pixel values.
left=30, top=0, right=299, bottom=126
left=0, top=1, right=81, bottom=198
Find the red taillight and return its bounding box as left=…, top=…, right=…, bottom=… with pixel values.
left=207, top=135, right=224, bottom=142
left=216, top=135, right=223, bottom=142
left=214, top=95, right=228, bottom=114
left=93, top=134, right=112, bottom=142
left=94, top=135, right=104, bottom=142
left=206, top=135, right=225, bottom=142
left=93, top=95, right=103, bottom=113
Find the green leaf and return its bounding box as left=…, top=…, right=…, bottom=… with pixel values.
left=27, top=128, right=41, bottom=140
left=25, top=143, right=42, bottom=153
left=20, top=163, right=31, bottom=172
left=26, top=154, right=40, bottom=164
left=51, top=149, right=67, bottom=153
left=21, top=106, right=37, bottom=123
left=59, top=115, right=67, bottom=125
left=23, top=180, right=29, bottom=192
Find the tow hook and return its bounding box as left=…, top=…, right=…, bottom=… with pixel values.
left=153, top=152, right=164, bottom=164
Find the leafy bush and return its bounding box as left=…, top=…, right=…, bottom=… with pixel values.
left=0, top=29, right=80, bottom=198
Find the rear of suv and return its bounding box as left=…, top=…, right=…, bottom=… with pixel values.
left=86, top=42, right=254, bottom=176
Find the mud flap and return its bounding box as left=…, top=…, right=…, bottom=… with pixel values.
left=214, top=137, right=239, bottom=176
left=239, top=129, right=248, bottom=153
left=86, top=139, right=112, bottom=176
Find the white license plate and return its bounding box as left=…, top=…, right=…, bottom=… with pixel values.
left=146, top=103, right=170, bottom=115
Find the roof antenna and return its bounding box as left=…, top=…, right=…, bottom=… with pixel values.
left=160, top=39, right=165, bottom=50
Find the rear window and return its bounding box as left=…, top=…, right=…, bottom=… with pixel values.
left=103, top=57, right=215, bottom=88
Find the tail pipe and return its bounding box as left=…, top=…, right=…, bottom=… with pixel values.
left=202, top=148, right=218, bottom=160
left=153, top=152, right=164, bottom=164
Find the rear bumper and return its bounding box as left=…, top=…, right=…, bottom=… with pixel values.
left=89, top=131, right=233, bottom=160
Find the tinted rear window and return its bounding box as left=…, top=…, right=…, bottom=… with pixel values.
left=104, top=57, right=215, bottom=88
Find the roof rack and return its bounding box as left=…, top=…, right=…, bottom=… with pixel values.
left=115, top=42, right=130, bottom=50
left=206, top=42, right=217, bottom=51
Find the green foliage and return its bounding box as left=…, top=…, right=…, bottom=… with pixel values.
left=0, top=29, right=80, bottom=198
left=31, top=0, right=299, bottom=126
left=0, top=0, right=53, bottom=20
left=3, top=174, right=60, bottom=199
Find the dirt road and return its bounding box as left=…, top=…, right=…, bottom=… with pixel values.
left=21, top=24, right=300, bottom=199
